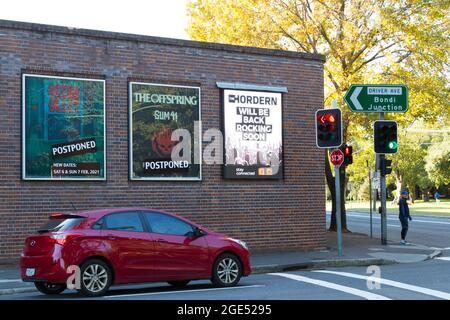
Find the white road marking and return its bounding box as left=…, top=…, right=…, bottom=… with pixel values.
left=269, top=273, right=390, bottom=300
left=104, top=284, right=265, bottom=299
left=315, top=270, right=450, bottom=300
left=342, top=212, right=450, bottom=226
left=0, top=279, right=23, bottom=283
left=387, top=224, right=400, bottom=228
left=436, top=257, right=450, bottom=261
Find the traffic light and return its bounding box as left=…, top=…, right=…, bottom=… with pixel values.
left=373, top=120, right=398, bottom=154
left=315, top=108, right=342, bottom=148
left=342, top=144, right=353, bottom=165
left=379, top=158, right=392, bottom=176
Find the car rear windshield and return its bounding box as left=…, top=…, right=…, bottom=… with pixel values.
left=37, top=217, right=85, bottom=233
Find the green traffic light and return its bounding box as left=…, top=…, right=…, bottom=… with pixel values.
left=388, top=141, right=398, bottom=149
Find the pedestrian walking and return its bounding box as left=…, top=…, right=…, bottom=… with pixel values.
left=399, top=190, right=412, bottom=245
left=434, top=191, right=440, bottom=205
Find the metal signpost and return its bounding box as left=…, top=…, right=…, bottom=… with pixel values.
left=345, top=84, right=407, bottom=246
left=315, top=100, right=344, bottom=256
left=373, top=160, right=379, bottom=213
left=330, top=148, right=345, bottom=256
left=368, top=162, right=373, bottom=238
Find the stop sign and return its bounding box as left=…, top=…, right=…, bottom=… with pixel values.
left=330, top=149, right=344, bottom=167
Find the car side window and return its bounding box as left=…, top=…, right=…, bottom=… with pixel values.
left=91, top=218, right=104, bottom=230
left=144, top=212, right=193, bottom=236
left=104, top=212, right=144, bottom=232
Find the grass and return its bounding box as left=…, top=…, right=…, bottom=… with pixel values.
left=326, top=199, right=450, bottom=217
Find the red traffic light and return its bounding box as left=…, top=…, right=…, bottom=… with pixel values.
left=338, top=144, right=353, bottom=166
left=344, top=146, right=352, bottom=155
left=318, top=114, right=336, bottom=124
left=315, top=108, right=342, bottom=148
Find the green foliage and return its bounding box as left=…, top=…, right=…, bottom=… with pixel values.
left=425, top=134, right=450, bottom=186
left=187, top=0, right=449, bottom=128
left=187, top=0, right=450, bottom=198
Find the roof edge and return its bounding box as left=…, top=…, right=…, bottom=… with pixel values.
left=0, top=19, right=325, bottom=62
left=216, top=82, right=288, bottom=93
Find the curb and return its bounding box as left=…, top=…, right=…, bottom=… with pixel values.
left=252, top=258, right=397, bottom=274
left=0, top=287, right=36, bottom=296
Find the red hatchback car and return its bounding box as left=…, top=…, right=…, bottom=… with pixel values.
left=20, top=208, right=251, bottom=297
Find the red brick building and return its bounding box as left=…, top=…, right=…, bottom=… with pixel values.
left=0, top=20, right=325, bottom=262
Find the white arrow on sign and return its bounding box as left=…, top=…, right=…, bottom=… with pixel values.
left=350, top=86, right=363, bottom=110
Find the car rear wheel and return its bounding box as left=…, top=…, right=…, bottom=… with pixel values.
left=211, top=253, right=242, bottom=287
left=167, top=280, right=190, bottom=287
left=34, top=282, right=66, bottom=295
left=78, top=259, right=112, bottom=297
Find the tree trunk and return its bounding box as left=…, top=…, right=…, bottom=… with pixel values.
left=409, top=185, right=416, bottom=204
left=326, top=151, right=349, bottom=232
left=422, top=187, right=430, bottom=202
left=393, top=169, right=403, bottom=204
left=340, top=165, right=348, bottom=231
left=325, top=151, right=336, bottom=226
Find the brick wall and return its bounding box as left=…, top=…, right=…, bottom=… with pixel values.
left=0, top=20, right=326, bottom=262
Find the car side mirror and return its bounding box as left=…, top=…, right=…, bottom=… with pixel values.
left=189, top=227, right=204, bottom=238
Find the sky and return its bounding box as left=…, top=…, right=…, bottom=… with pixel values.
left=0, top=0, right=191, bottom=40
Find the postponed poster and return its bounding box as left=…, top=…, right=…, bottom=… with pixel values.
left=129, top=82, right=201, bottom=180
left=22, top=74, right=106, bottom=180
left=223, top=89, right=283, bottom=179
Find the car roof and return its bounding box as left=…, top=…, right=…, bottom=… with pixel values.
left=71, top=208, right=207, bottom=230
left=74, top=207, right=172, bottom=218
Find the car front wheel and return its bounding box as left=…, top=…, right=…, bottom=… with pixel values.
left=78, top=259, right=112, bottom=297
left=211, top=253, right=242, bottom=287
left=34, top=282, right=66, bottom=295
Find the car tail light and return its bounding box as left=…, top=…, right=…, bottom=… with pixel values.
left=48, top=234, right=80, bottom=246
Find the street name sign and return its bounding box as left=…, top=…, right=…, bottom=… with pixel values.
left=344, top=84, right=408, bottom=113
left=330, top=149, right=345, bottom=167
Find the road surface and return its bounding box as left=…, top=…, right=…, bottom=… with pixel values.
left=1, top=212, right=449, bottom=300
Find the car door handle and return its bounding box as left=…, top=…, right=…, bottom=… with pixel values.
left=156, top=239, right=169, bottom=243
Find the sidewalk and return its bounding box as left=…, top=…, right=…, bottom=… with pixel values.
left=251, top=231, right=441, bottom=274
left=0, top=231, right=441, bottom=295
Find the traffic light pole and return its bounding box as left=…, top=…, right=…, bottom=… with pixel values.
left=331, top=100, right=343, bottom=257
left=373, top=157, right=378, bottom=212
left=334, top=158, right=343, bottom=256
left=379, top=113, right=388, bottom=245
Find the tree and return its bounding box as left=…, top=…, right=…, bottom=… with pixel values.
left=387, top=133, right=431, bottom=203
left=346, top=137, right=375, bottom=201
left=187, top=0, right=450, bottom=230
left=425, top=135, right=450, bottom=187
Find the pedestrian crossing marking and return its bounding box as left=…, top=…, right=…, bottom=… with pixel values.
left=269, top=273, right=390, bottom=300
left=314, top=270, right=450, bottom=300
